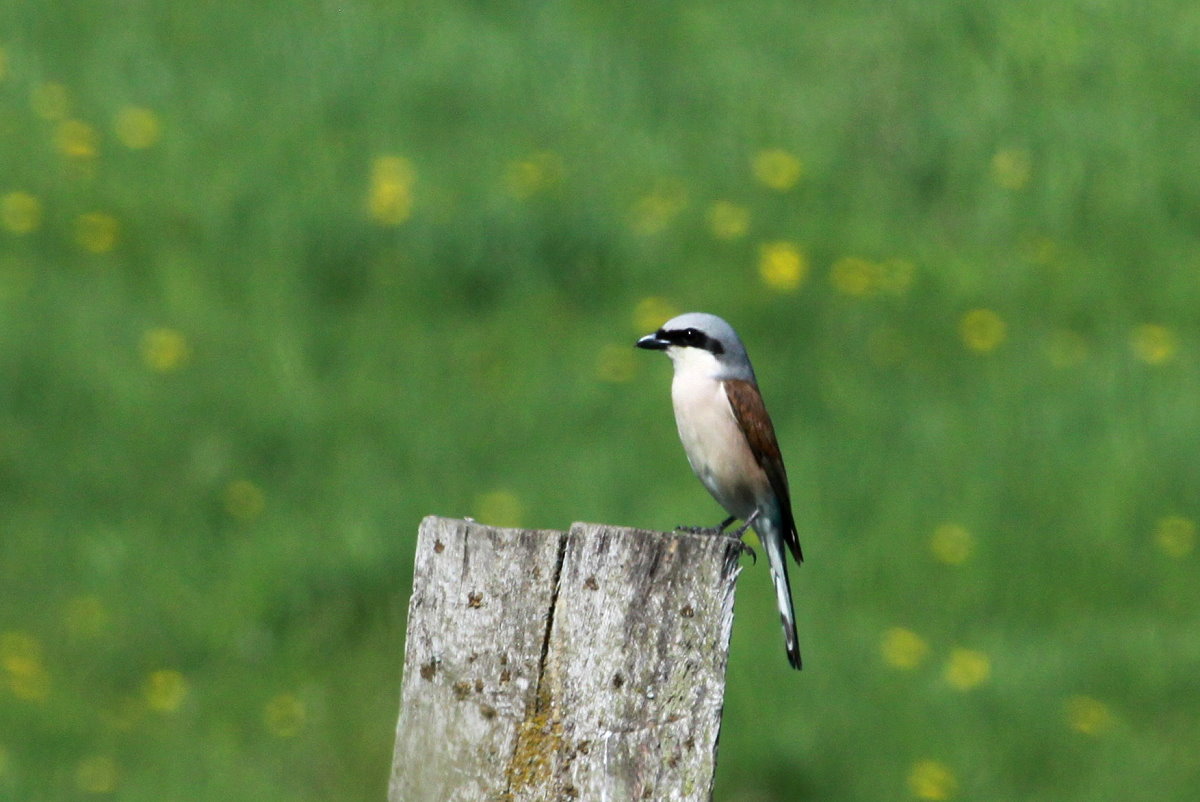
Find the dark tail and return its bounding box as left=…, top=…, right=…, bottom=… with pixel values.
left=758, top=518, right=802, bottom=670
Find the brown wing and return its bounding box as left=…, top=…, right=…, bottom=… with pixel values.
left=724, top=379, right=803, bottom=563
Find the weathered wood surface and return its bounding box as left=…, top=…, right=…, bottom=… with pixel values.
left=389, top=516, right=744, bottom=802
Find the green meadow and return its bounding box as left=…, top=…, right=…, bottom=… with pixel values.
left=2, top=0, right=1198, bottom=798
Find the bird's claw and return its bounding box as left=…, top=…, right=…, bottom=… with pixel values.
left=675, top=515, right=737, bottom=537
left=731, top=537, right=757, bottom=565
left=675, top=524, right=726, bottom=536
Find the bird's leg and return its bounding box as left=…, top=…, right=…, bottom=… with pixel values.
left=731, top=509, right=760, bottom=538
left=678, top=514, right=759, bottom=563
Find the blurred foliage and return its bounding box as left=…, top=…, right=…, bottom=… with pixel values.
left=1, top=0, right=1199, bottom=799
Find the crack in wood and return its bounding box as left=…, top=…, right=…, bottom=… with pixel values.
left=501, top=529, right=569, bottom=798
left=535, top=531, right=569, bottom=713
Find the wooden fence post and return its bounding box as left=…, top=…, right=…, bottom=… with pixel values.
left=388, top=516, right=743, bottom=802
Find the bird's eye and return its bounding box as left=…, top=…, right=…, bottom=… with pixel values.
left=683, top=328, right=701, bottom=345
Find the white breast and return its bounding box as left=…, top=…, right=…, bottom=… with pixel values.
left=669, top=361, right=766, bottom=521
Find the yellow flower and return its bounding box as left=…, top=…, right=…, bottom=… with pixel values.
left=114, top=106, right=162, bottom=149
left=930, top=523, right=974, bottom=565
left=31, top=82, right=70, bottom=120
left=263, top=693, right=307, bottom=737
left=1, top=631, right=41, bottom=667
left=706, top=201, right=750, bottom=240
left=76, top=755, right=119, bottom=794
left=140, top=328, right=190, bottom=372
left=1, top=631, right=50, bottom=701
left=224, top=479, right=266, bottom=521
left=504, top=151, right=564, bottom=199
left=1044, top=330, right=1088, bottom=368
left=144, top=669, right=188, bottom=713
left=633, top=296, right=678, bottom=334
left=629, top=181, right=687, bottom=236
left=8, top=663, right=51, bottom=701
left=64, top=596, right=109, bottom=639
left=56, top=119, right=99, bottom=159
left=1153, top=516, right=1195, bottom=559
left=959, top=308, right=1007, bottom=353
left=1131, top=324, right=1176, bottom=365
left=367, top=155, right=415, bottom=225
left=1, top=191, right=42, bottom=234
left=595, top=344, right=635, bottom=383
left=475, top=490, right=522, bottom=528
left=830, top=256, right=877, bottom=296
left=991, top=148, right=1031, bottom=190
left=944, top=648, right=991, bottom=690
left=752, top=148, right=803, bottom=191
left=75, top=212, right=120, bottom=253
left=881, top=627, right=929, bottom=669
left=1065, top=695, right=1114, bottom=736
left=758, top=241, right=808, bottom=292
left=907, top=759, right=958, bottom=800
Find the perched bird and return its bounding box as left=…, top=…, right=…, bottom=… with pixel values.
left=636, top=312, right=803, bottom=669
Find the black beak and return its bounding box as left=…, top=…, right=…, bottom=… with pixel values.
left=636, top=333, right=669, bottom=350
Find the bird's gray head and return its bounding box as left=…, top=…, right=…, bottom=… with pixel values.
left=636, top=312, right=756, bottom=381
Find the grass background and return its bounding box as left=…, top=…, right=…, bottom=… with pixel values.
left=2, top=0, right=1199, bottom=799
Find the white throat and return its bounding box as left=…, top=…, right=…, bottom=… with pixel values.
left=666, top=345, right=724, bottom=379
